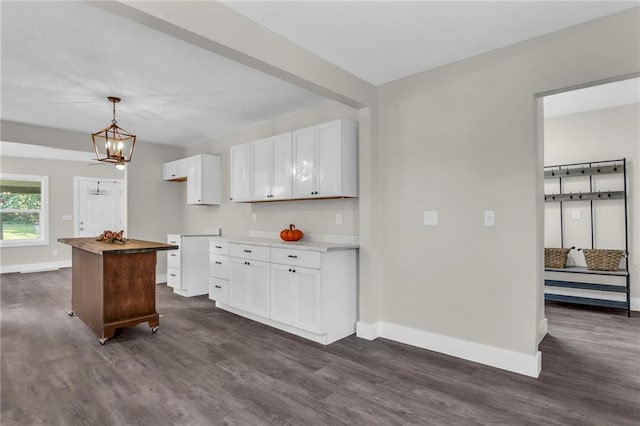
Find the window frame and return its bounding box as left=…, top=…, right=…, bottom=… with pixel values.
left=0, top=173, right=49, bottom=248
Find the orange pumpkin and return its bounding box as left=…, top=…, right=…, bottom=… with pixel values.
left=280, top=224, right=303, bottom=241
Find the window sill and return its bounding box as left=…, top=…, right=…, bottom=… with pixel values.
left=0, top=239, right=49, bottom=248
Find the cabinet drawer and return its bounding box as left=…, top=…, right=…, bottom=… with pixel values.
left=209, top=277, right=229, bottom=304
left=167, top=250, right=181, bottom=269
left=271, top=248, right=320, bottom=269
left=209, top=254, right=229, bottom=280
left=209, top=239, right=229, bottom=255
left=229, top=243, right=270, bottom=262
left=167, top=268, right=181, bottom=289
left=167, top=235, right=181, bottom=247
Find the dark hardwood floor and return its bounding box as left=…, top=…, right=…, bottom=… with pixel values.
left=1, top=269, right=639, bottom=425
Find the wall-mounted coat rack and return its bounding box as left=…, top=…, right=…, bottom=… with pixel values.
left=543, top=158, right=630, bottom=317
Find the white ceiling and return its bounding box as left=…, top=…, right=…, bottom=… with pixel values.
left=2, top=1, right=638, bottom=148
left=0, top=1, right=327, bottom=146
left=225, top=1, right=638, bottom=86
left=544, top=78, right=640, bottom=118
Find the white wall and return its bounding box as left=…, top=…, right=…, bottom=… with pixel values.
left=369, top=7, right=639, bottom=375
left=544, top=103, right=639, bottom=300
left=0, top=156, right=123, bottom=270
left=180, top=100, right=360, bottom=237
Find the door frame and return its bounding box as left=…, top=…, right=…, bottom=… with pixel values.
left=73, top=176, right=127, bottom=237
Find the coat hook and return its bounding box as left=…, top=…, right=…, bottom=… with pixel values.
left=608, top=190, right=612, bottom=198
left=578, top=192, right=583, bottom=199
left=569, top=192, right=573, bottom=200
left=614, top=164, right=618, bottom=172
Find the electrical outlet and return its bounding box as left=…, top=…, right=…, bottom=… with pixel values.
left=336, top=213, right=343, bottom=225
left=52, top=249, right=58, bottom=256
left=423, top=210, right=438, bottom=226
left=484, top=210, right=496, bottom=227
left=252, top=213, right=257, bottom=223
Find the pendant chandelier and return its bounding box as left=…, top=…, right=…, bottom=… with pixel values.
left=92, top=96, right=136, bottom=170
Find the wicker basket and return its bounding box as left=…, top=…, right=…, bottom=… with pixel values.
left=580, top=249, right=626, bottom=271
left=545, top=247, right=573, bottom=268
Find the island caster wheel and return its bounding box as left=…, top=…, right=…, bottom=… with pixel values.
left=99, top=338, right=108, bottom=345
left=151, top=326, right=159, bottom=334
left=68, top=311, right=75, bottom=317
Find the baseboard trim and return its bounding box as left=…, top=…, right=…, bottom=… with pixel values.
left=0, top=260, right=72, bottom=274
left=156, top=274, right=167, bottom=284
left=356, top=321, right=381, bottom=340
left=356, top=320, right=541, bottom=378
left=631, top=297, right=640, bottom=312
left=537, top=318, right=548, bottom=344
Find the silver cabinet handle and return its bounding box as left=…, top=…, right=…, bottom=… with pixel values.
left=214, top=285, right=222, bottom=289
left=170, top=254, right=176, bottom=257
left=215, top=245, right=222, bottom=249
left=243, top=249, right=252, bottom=253
left=170, top=274, right=176, bottom=277
left=288, top=255, right=297, bottom=259
left=215, top=261, right=222, bottom=265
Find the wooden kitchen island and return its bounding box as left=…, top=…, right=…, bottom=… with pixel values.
left=58, top=237, right=178, bottom=344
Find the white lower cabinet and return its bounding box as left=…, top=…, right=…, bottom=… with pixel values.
left=209, top=277, right=228, bottom=304
left=208, top=238, right=230, bottom=303
left=166, top=234, right=210, bottom=297
left=213, top=242, right=356, bottom=345
left=271, top=264, right=321, bottom=333
left=228, top=256, right=270, bottom=318
left=291, top=267, right=321, bottom=334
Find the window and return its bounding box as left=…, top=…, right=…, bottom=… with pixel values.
left=0, top=174, right=49, bottom=247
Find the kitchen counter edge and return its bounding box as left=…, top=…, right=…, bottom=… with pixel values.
left=208, top=236, right=358, bottom=253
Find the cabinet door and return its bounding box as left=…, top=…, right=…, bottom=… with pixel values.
left=270, top=264, right=293, bottom=325
left=292, top=126, right=316, bottom=199
left=252, top=137, right=272, bottom=201
left=247, top=260, right=270, bottom=318
left=271, top=132, right=292, bottom=200
left=316, top=120, right=342, bottom=197
left=230, top=143, right=252, bottom=202
left=293, top=267, right=321, bottom=333
left=186, top=156, right=203, bottom=204
left=162, top=159, right=188, bottom=181
left=229, top=258, right=250, bottom=310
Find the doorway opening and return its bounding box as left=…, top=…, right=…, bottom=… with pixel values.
left=538, top=77, right=639, bottom=330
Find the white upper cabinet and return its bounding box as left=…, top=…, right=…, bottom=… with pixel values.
left=252, top=132, right=293, bottom=201
left=187, top=154, right=221, bottom=205
left=292, top=126, right=316, bottom=199
left=162, top=154, right=221, bottom=205
left=293, top=119, right=358, bottom=199
left=162, top=158, right=188, bottom=181
left=229, top=143, right=252, bottom=202
left=229, top=119, right=357, bottom=202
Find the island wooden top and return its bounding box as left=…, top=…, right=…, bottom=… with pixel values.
left=58, top=237, right=178, bottom=255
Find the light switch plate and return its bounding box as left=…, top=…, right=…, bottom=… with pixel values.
left=336, top=213, right=343, bottom=225
left=252, top=213, right=257, bottom=223
left=484, top=210, right=496, bottom=227
left=424, top=210, right=438, bottom=226
left=62, top=214, right=72, bottom=221
left=571, top=210, right=581, bottom=220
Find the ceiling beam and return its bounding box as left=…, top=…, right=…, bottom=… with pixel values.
left=88, top=1, right=376, bottom=109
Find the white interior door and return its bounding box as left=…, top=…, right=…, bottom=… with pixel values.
left=75, top=178, right=123, bottom=237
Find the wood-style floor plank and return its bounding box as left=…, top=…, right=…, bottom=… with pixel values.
left=1, top=269, right=638, bottom=425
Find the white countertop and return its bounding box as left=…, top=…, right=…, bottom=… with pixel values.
left=210, top=235, right=359, bottom=253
